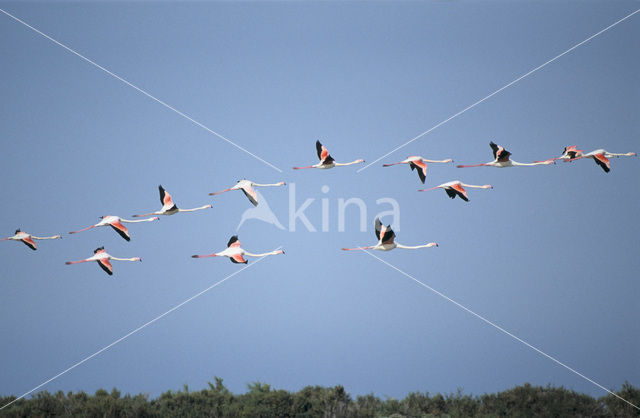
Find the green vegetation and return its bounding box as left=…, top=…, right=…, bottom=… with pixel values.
left=1, top=379, right=638, bottom=417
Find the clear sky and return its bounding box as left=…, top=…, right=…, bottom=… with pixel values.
left=0, top=0, right=638, bottom=403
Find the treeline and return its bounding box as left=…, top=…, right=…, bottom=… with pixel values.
left=1, top=379, right=638, bottom=417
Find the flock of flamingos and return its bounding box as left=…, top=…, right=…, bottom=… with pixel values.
left=2, top=140, right=636, bottom=275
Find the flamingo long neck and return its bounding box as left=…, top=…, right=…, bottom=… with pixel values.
left=511, top=160, right=550, bottom=167
left=243, top=250, right=283, bottom=257
left=32, top=235, right=62, bottom=240
left=422, top=158, right=453, bottom=163
left=178, top=205, right=212, bottom=213
left=396, top=243, right=437, bottom=249
left=120, top=217, right=157, bottom=223
left=109, top=256, right=141, bottom=262
left=252, top=182, right=285, bottom=187
left=460, top=183, right=492, bottom=189
left=606, top=152, right=636, bottom=157
left=334, top=159, right=365, bottom=167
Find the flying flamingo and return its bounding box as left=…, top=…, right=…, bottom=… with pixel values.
left=65, top=246, right=141, bottom=276
left=566, top=149, right=636, bottom=173
left=418, top=181, right=492, bottom=202
left=209, top=179, right=286, bottom=206
left=342, top=218, right=438, bottom=252
left=133, top=185, right=212, bottom=217
left=293, top=140, right=364, bottom=170
left=1, top=229, right=61, bottom=251
left=382, top=155, right=453, bottom=183
left=536, top=145, right=583, bottom=163
left=191, top=235, right=284, bottom=264
left=457, top=142, right=555, bottom=168
left=69, top=215, right=159, bottom=241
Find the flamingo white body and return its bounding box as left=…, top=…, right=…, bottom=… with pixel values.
left=65, top=246, right=141, bottom=275
left=192, top=235, right=284, bottom=264
left=419, top=181, right=492, bottom=202
left=457, top=142, right=555, bottom=168
left=293, top=140, right=364, bottom=170
left=133, top=185, right=212, bottom=217
left=1, top=229, right=61, bottom=251
left=209, top=179, right=285, bottom=206
left=70, top=215, right=158, bottom=241
left=382, top=155, right=453, bottom=183
left=342, top=218, right=438, bottom=252
left=540, top=145, right=584, bottom=162
left=568, top=149, right=636, bottom=173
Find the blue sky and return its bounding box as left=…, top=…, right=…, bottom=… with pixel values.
left=0, top=0, right=638, bottom=403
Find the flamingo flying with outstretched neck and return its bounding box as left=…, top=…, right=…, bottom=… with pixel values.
left=192, top=235, right=284, bottom=264
left=457, top=142, right=555, bottom=168
left=293, top=140, right=364, bottom=170
left=342, top=218, right=438, bottom=251
left=209, top=179, right=285, bottom=206
left=419, top=181, right=492, bottom=202
left=567, top=148, right=636, bottom=173
left=70, top=215, right=158, bottom=241
left=133, top=185, right=212, bottom=217
left=65, top=247, right=141, bottom=275
left=1, top=229, right=61, bottom=251
left=382, top=155, right=453, bottom=183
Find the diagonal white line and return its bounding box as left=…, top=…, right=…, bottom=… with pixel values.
left=0, top=7, right=283, bottom=173
left=360, top=249, right=639, bottom=410
left=0, top=251, right=276, bottom=411
left=357, top=8, right=640, bottom=172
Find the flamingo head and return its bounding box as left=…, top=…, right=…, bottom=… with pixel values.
left=15, top=229, right=21, bottom=234
left=444, top=159, right=454, bottom=163
left=134, top=257, right=142, bottom=262
left=277, top=181, right=286, bottom=186
left=428, top=242, right=438, bottom=248
left=355, top=159, right=365, bottom=163
left=152, top=217, right=160, bottom=221
left=483, top=185, right=493, bottom=189
left=276, top=250, right=285, bottom=255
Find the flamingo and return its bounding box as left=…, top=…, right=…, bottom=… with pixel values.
left=567, top=149, right=636, bottom=173
left=535, top=145, right=584, bottom=163
left=209, top=179, right=285, bottom=206
left=191, top=235, right=284, bottom=264
left=65, top=246, right=141, bottom=276
left=342, top=218, right=438, bottom=251
left=418, top=181, right=492, bottom=202
left=382, top=155, right=453, bottom=183
left=133, top=185, right=212, bottom=217
left=69, top=215, right=159, bottom=241
left=457, top=142, right=555, bottom=168
left=293, top=140, right=364, bottom=170
left=1, top=229, right=61, bottom=251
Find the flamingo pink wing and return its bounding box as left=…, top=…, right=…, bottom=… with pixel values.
left=451, top=183, right=469, bottom=201
left=21, top=237, right=37, bottom=251
left=593, top=153, right=611, bottom=172
left=230, top=253, right=247, bottom=264
left=97, top=258, right=113, bottom=275
left=109, top=221, right=131, bottom=241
